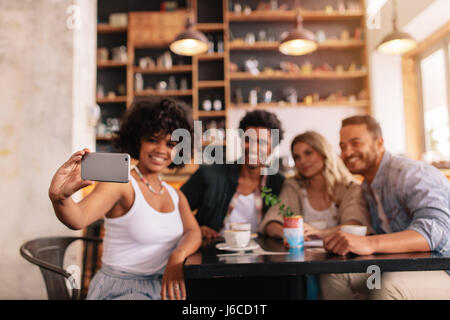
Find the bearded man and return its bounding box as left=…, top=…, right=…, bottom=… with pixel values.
left=320, top=115, right=450, bottom=300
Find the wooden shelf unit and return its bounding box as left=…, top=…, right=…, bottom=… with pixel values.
left=97, top=24, right=127, bottom=34
left=133, top=65, right=193, bottom=74
left=226, top=0, right=371, bottom=118
left=196, top=53, right=226, bottom=61
left=96, top=96, right=127, bottom=103
left=95, top=0, right=371, bottom=152
left=227, top=10, right=364, bottom=22
left=134, top=89, right=193, bottom=97
left=198, top=110, right=227, bottom=117
left=96, top=135, right=114, bottom=141
left=229, top=40, right=365, bottom=51
left=198, top=80, right=226, bottom=88
left=194, top=23, right=226, bottom=31
left=230, top=71, right=367, bottom=80
left=97, top=60, right=128, bottom=68
left=230, top=100, right=370, bottom=109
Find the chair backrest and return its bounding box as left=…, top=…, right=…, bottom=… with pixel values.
left=20, top=236, right=101, bottom=300
left=81, top=220, right=105, bottom=298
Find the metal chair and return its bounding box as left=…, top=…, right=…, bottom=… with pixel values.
left=20, top=236, right=102, bottom=300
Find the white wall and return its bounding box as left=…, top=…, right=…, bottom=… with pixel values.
left=0, top=0, right=96, bottom=299
left=370, top=52, right=406, bottom=155
left=72, top=0, right=97, bottom=153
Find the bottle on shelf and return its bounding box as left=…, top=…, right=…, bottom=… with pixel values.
left=249, top=88, right=258, bottom=106
left=217, top=35, right=224, bottom=53
left=97, top=85, right=105, bottom=99
left=168, top=76, right=177, bottom=90
left=234, top=88, right=243, bottom=104
left=264, top=90, right=272, bottom=103
left=207, top=35, right=215, bottom=53
left=180, top=77, right=188, bottom=90
left=118, top=83, right=126, bottom=96
left=135, top=73, right=144, bottom=92
left=270, top=0, right=278, bottom=10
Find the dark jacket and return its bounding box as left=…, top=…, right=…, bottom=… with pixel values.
left=181, top=163, right=285, bottom=231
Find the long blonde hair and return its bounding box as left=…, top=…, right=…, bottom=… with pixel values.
left=290, top=131, right=354, bottom=201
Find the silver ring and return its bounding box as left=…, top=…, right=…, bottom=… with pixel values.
left=174, top=284, right=179, bottom=290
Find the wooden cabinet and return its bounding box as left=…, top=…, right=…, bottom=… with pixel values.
left=95, top=0, right=371, bottom=159
left=128, top=11, right=188, bottom=46
left=224, top=0, right=370, bottom=113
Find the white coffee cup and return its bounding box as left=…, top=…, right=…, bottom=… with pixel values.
left=340, top=225, right=367, bottom=236
left=224, top=230, right=251, bottom=247
left=308, top=220, right=327, bottom=230
left=230, top=222, right=251, bottom=231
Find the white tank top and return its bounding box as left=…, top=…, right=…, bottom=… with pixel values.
left=101, top=175, right=184, bottom=275
left=221, top=192, right=258, bottom=234
left=301, top=188, right=338, bottom=228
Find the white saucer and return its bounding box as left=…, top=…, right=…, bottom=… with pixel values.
left=216, top=241, right=259, bottom=252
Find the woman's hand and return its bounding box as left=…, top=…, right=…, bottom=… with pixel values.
left=49, top=148, right=94, bottom=202
left=161, top=252, right=186, bottom=300
left=200, top=226, right=221, bottom=240
left=303, top=223, right=324, bottom=240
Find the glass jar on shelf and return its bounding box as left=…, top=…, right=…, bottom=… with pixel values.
left=213, top=98, right=222, bottom=111
left=202, top=98, right=212, bottom=111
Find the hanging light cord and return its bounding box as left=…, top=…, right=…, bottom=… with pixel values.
left=392, top=0, right=398, bottom=31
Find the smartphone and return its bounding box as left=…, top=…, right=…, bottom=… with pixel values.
left=81, top=152, right=130, bottom=183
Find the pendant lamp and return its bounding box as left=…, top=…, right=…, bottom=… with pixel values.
left=377, top=0, right=417, bottom=55
left=278, top=11, right=318, bottom=56
left=170, top=1, right=208, bottom=56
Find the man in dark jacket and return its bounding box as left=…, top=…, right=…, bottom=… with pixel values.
left=181, top=110, right=285, bottom=239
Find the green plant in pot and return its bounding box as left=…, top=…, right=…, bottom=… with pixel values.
left=261, top=187, right=303, bottom=229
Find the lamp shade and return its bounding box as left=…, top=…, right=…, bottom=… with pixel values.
left=278, top=13, right=318, bottom=56
left=170, top=28, right=209, bottom=56
left=376, top=0, right=418, bottom=55
left=376, top=31, right=418, bottom=55
left=279, top=28, right=318, bottom=56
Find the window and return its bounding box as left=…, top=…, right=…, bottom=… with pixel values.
left=419, top=35, right=450, bottom=164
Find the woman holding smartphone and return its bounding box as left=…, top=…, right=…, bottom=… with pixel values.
left=48, top=98, right=201, bottom=300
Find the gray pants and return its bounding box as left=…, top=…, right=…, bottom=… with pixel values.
left=86, top=264, right=163, bottom=300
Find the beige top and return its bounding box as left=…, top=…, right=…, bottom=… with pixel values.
left=300, top=188, right=338, bottom=228
left=258, top=177, right=373, bottom=234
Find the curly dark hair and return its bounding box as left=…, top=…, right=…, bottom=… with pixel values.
left=113, top=97, right=193, bottom=168
left=238, top=109, right=284, bottom=144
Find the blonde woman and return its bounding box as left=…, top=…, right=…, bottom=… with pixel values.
left=259, top=131, right=372, bottom=240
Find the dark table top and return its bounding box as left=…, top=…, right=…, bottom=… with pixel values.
left=184, top=236, right=450, bottom=279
